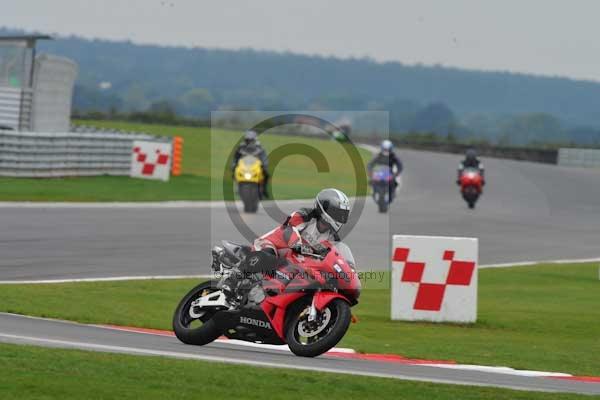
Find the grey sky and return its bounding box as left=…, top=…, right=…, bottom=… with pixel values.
left=3, top=0, right=600, bottom=81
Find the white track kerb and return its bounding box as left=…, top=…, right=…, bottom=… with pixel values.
left=391, top=235, right=478, bottom=323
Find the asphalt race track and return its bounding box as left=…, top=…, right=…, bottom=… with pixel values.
left=1, top=149, right=599, bottom=281
left=1, top=149, right=600, bottom=394
left=0, top=313, right=598, bottom=395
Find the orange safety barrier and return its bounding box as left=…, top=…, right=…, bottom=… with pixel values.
left=171, top=136, right=184, bottom=176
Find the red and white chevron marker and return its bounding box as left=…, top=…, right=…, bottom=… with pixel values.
left=391, top=235, right=478, bottom=323
left=130, top=140, right=172, bottom=181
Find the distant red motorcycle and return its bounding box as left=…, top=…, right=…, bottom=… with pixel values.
left=459, top=168, right=483, bottom=209
left=173, top=238, right=361, bottom=357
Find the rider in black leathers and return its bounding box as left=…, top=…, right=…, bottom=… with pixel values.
left=232, top=130, right=270, bottom=198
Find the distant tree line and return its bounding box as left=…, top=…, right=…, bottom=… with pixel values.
left=74, top=89, right=600, bottom=148
left=72, top=104, right=209, bottom=127
left=3, top=28, right=596, bottom=147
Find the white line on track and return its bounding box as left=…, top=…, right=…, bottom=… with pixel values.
left=0, top=275, right=213, bottom=284
left=480, top=258, right=600, bottom=269
left=0, top=332, right=561, bottom=393
left=0, top=196, right=367, bottom=209
left=0, top=199, right=311, bottom=209
left=2, top=256, right=599, bottom=284
left=426, top=363, right=571, bottom=378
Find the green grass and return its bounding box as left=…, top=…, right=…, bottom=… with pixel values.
left=0, top=343, right=589, bottom=400
left=0, top=120, right=371, bottom=201
left=0, top=175, right=210, bottom=202
left=1, top=263, right=599, bottom=375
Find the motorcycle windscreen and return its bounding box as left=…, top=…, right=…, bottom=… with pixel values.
left=241, top=155, right=260, bottom=166
left=335, top=242, right=356, bottom=270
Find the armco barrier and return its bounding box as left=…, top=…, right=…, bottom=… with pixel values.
left=558, top=148, right=600, bottom=168
left=0, top=130, right=171, bottom=177
left=392, top=141, right=559, bottom=164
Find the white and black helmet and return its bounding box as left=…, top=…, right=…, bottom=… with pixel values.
left=314, top=188, right=351, bottom=232
left=244, top=130, right=258, bottom=144
left=381, top=139, right=393, bottom=152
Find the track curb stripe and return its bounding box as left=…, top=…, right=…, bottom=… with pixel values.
left=97, top=324, right=356, bottom=354
left=549, top=376, right=600, bottom=383
left=1, top=313, right=599, bottom=391
left=96, top=323, right=600, bottom=382
left=0, top=332, right=529, bottom=392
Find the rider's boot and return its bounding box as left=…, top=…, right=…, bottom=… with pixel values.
left=220, top=270, right=244, bottom=305
left=262, top=172, right=270, bottom=199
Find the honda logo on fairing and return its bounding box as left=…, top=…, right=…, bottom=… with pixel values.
left=240, top=316, right=272, bottom=329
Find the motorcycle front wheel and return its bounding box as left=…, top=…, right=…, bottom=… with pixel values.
left=285, top=298, right=351, bottom=357
left=172, top=280, right=223, bottom=346
left=378, top=192, right=389, bottom=213
left=239, top=182, right=260, bottom=213
left=373, top=186, right=389, bottom=213
left=462, top=187, right=479, bottom=210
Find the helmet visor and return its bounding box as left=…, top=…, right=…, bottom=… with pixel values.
left=327, top=205, right=349, bottom=224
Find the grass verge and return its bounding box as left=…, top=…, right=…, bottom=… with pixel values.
left=0, top=175, right=210, bottom=202
left=0, top=343, right=589, bottom=400
left=1, top=263, right=598, bottom=375
left=0, top=120, right=371, bottom=201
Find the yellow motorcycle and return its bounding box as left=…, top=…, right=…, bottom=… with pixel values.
left=234, top=155, right=265, bottom=213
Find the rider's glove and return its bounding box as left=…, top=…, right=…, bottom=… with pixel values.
left=291, top=243, right=312, bottom=255
left=315, top=246, right=330, bottom=257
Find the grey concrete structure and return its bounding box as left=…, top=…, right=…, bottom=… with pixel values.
left=30, top=54, right=78, bottom=132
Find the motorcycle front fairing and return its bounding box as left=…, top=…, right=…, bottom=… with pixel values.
left=460, top=168, right=483, bottom=192
left=259, top=241, right=361, bottom=340
left=235, top=155, right=264, bottom=184
left=371, top=165, right=393, bottom=189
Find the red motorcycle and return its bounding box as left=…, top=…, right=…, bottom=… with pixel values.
left=173, top=239, right=361, bottom=357
left=459, top=167, right=483, bottom=209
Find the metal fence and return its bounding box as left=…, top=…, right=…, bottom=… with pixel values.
left=0, top=86, right=33, bottom=130
left=558, top=148, right=600, bottom=169
left=0, top=129, right=171, bottom=177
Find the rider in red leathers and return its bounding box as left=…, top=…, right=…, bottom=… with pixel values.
left=254, top=188, right=350, bottom=258
left=220, top=188, right=351, bottom=298
left=457, top=148, right=485, bottom=186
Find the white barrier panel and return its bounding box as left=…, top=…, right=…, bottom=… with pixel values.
left=391, top=235, right=478, bottom=323
left=130, top=141, right=172, bottom=181
left=0, top=129, right=171, bottom=177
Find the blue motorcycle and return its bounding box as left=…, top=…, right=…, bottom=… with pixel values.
left=371, top=165, right=394, bottom=213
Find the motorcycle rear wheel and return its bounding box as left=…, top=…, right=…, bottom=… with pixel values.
left=172, top=281, right=223, bottom=346
left=285, top=299, right=351, bottom=357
